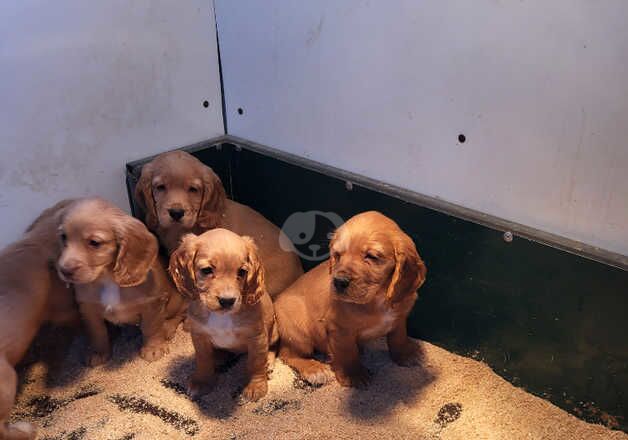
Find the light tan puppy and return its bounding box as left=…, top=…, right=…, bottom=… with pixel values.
left=169, top=229, right=277, bottom=402
left=134, top=150, right=303, bottom=296
left=275, top=211, right=427, bottom=388
left=1, top=200, right=79, bottom=440
left=56, top=198, right=186, bottom=366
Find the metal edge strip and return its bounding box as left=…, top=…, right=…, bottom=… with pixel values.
left=124, top=134, right=627, bottom=271
left=222, top=135, right=628, bottom=271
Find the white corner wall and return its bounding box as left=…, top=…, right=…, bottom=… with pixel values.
left=0, top=0, right=224, bottom=248
left=216, top=1, right=628, bottom=257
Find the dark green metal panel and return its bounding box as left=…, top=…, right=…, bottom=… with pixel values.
left=126, top=140, right=628, bottom=432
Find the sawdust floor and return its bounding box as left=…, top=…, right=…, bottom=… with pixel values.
left=11, top=326, right=627, bottom=440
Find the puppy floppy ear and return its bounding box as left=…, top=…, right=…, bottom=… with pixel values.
left=242, top=236, right=265, bottom=305
left=112, top=215, right=159, bottom=287
left=134, top=162, right=159, bottom=230
left=385, top=233, right=427, bottom=301
left=168, top=234, right=199, bottom=299
left=196, top=164, right=227, bottom=229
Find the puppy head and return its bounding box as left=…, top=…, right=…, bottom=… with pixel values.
left=169, top=229, right=265, bottom=314
left=57, top=198, right=158, bottom=287
left=329, top=211, right=426, bottom=304
left=134, top=151, right=226, bottom=232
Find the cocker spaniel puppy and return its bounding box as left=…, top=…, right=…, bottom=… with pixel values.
left=134, top=150, right=303, bottom=296
left=169, top=229, right=278, bottom=402
left=1, top=200, right=79, bottom=440
left=56, top=198, right=186, bottom=366
left=275, top=211, right=427, bottom=388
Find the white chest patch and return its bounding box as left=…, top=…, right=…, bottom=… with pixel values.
left=100, top=281, right=121, bottom=312
left=201, top=313, right=240, bottom=349
left=360, top=309, right=397, bottom=340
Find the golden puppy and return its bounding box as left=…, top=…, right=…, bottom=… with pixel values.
left=1, top=200, right=79, bottom=440
left=275, top=211, right=427, bottom=387
left=56, top=198, right=186, bottom=366
left=169, top=229, right=277, bottom=402
left=134, top=150, right=303, bottom=296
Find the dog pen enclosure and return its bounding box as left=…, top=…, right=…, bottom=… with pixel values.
left=127, top=136, right=628, bottom=432
left=2, top=0, right=627, bottom=438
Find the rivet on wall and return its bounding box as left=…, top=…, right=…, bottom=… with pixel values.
left=458, top=134, right=466, bottom=143
left=503, top=231, right=514, bottom=243
left=237, top=108, right=244, bottom=115
left=202, top=100, right=209, bottom=108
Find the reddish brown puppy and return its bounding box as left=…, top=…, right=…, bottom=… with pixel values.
left=56, top=198, right=186, bottom=366
left=275, top=211, right=427, bottom=387
left=169, top=229, right=277, bottom=402
left=1, top=200, right=79, bottom=440
left=134, top=150, right=303, bottom=296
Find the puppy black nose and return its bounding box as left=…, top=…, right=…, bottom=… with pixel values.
left=218, top=297, right=236, bottom=309
left=168, top=208, right=185, bottom=221
left=60, top=267, right=77, bottom=279
left=333, top=276, right=351, bottom=293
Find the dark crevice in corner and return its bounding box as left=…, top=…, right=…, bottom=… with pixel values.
left=212, top=0, right=228, bottom=135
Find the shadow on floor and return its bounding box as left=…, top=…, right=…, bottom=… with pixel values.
left=343, top=341, right=437, bottom=420
left=163, top=352, right=246, bottom=420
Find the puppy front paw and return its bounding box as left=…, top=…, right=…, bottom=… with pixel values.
left=4, top=421, right=37, bottom=440
left=300, top=362, right=334, bottom=386
left=140, top=343, right=169, bottom=362
left=187, top=373, right=216, bottom=398
left=390, top=342, right=422, bottom=367
left=334, top=366, right=371, bottom=388
left=241, top=380, right=268, bottom=402
left=86, top=350, right=111, bottom=367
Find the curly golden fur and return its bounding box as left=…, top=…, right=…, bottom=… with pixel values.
left=56, top=198, right=186, bottom=367
left=134, top=150, right=303, bottom=297
left=1, top=200, right=79, bottom=440
left=169, top=229, right=278, bottom=402
left=275, top=211, right=427, bottom=388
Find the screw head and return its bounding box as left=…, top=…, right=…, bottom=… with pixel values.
left=503, top=231, right=514, bottom=243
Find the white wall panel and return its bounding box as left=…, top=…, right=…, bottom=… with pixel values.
left=0, top=0, right=223, bottom=247
left=216, top=0, right=628, bottom=256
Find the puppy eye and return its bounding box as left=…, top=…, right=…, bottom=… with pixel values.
left=89, top=240, right=102, bottom=248
left=365, top=252, right=379, bottom=262
left=155, top=184, right=166, bottom=192
left=60, top=233, right=67, bottom=244
left=200, top=267, right=214, bottom=276
left=237, top=267, right=248, bottom=278
left=188, top=187, right=199, bottom=194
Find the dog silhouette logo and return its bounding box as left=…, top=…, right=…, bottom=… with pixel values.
left=280, top=211, right=344, bottom=261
